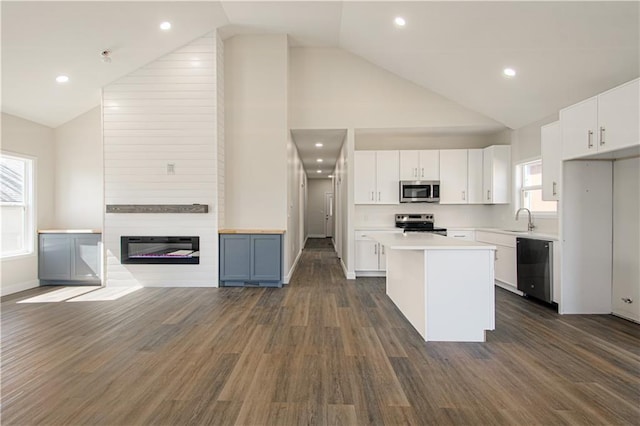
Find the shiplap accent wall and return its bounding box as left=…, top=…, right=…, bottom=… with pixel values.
left=102, top=32, right=220, bottom=287
left=216, top=34, right=225, bottom=228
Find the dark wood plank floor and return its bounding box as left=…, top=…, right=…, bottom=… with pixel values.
left=2, top=243, right=639, bottom=425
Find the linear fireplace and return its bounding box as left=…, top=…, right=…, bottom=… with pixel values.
left=121, top=236, right=200, bottom=264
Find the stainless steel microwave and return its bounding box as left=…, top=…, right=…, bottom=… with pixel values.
left=400, top=180, right=440, bottom=203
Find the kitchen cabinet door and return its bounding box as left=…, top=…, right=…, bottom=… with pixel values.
left=399, top=151, right=420, bottom=180
left=375, top=150, right=400, bottom=204
left=72, top=235, right=102, bottom=281
left=483, top=145, right=510, bottom=204
left=418, top=150, right=439, bottom=180
left=597, top=79, right=640, bottom=154
left=219, top=234, right=251, bottom=281
left=355, top=240, right=379, bottom=271
left=354, top=151, right=376, bottom=204
left=561, top=97, right=599, bottom=160
left=250, top=234, right=282, bottom=282
left=467, top=149, right=484, bottom=204
left=39, top=234, right=72, bottom=280
left=541, top=121, right=561, bottom=201
left=495, top=244, right=517, bottom=288
left=439, top=149, right=468, bottom=204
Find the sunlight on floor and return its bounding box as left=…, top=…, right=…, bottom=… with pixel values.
left=67, top=286, right=142, bottom=302
left=16, top=286, right=142, bottom=303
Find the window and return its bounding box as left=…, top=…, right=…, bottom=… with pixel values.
left=1, top=152, right=34, bottom=257
left=515, top=158, right=556, bottom=215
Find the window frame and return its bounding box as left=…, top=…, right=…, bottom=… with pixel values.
left=514, top=157, right=557, bottom=218
left=1, top=151, right=36, bottom=259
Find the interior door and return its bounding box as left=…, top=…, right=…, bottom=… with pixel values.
left=324, top=192, right=334, bottom=238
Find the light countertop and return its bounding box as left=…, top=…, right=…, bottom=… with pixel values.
left=39, top=229, right=102, bottom=234
left=218, top=229, right=285, bottom=235
left=371, top=232, right=496, bottom=251
left=476, top=228, right=559, bottom=241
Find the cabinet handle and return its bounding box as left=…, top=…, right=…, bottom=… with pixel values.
left=381, top=245, right=385, bottom=255
left=587, top=130, right=594, bottom=148
left=552, top=182, right=557, bottom=196
left=421, top=167, right=424, bottom=177
left=462, top=190, right=466, bottom=201
left=487, top=190, right=491, bottom=201
left=378, top=191, right=381, bottom=201
left=414, top=167, right=418, bottom=177
left=494, top=251, right=498, bottom=261
left=374, top=245, right=377, bottom=255
left=599, top=126, right=606, bottom=146
left=371, top=191, right=374, bottom=201
left=622, top=298, right=633, bottom=304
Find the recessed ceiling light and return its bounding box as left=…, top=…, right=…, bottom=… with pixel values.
left=315, top=143, right=323, bottom=148
left=160, top=21, right=172, bottom=31
left=56, top=75, right=69, bottom=83
left=316, top=158, right=323, bottom=163
left=503, top=68, right=516, bottom=77
left=394, top=17, right=406, bottom=27
left=316, top=170, right=322, bottom=174
left=328, top=175, right=333, bottom=178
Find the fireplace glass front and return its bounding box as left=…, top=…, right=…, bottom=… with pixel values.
left=121, top=236, right=199, bottom=264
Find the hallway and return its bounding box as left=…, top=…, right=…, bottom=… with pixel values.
left=1, top=245, right=639, bottom=425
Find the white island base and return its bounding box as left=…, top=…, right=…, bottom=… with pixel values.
left=373, top=233, right=496, bottom=342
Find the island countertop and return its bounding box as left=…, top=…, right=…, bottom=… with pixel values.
left=372, top=232, right=496, bottom=251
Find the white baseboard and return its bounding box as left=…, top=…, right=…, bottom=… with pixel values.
left=495, top=281, right=523, bottom=296
left=307, top=234, right=326, bottom=238
left=341, top=259, right=356, bottom=280
left=1, top=279, right=39, bottom=297
left=354, top=271, right=386, bottom=278
left=283, top=248, right=303, bottom=284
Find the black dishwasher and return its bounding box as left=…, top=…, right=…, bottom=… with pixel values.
left=516, top=238, right=553, bottom=303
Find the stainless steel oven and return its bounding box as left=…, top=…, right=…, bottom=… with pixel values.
left=400, top=180, right=440, bottom=203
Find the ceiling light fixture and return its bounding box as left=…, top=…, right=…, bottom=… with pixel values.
left=315, top=143, right=323, bottom=148
left=503, top=68, right=516, bottom=77
left=394, top=16, right=406, bottom=27
left=316, top=170, right=322, bottom=174
left=316, top=158, right=323, bottom=163
left=56, top=75, right=69, bottom=83
left=160, top=21, right=172, bottom=31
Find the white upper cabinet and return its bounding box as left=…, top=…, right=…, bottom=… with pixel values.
left=354, top=150, right=399, bottom=205
left=354, top=151, right=377, bottom=204
left=399, top=150, right=439, bottom=180
left=482, top=145, right=510, bottom=204
left=376, top=151, right=401, bottom=204
left=467, top=149, right=484, bottom=204
left=439, top=149, right=468, bottom=204
left=561, top=78, right=639, bottom=160
left=598, top=79, right=640, bottom=153
left=541, top=121, right=561, bottom=201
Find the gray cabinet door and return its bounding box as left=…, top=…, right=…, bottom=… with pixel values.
left=39, top=234, right=72, bottom=280
left=250, top=234, right=281, bottom=282
left=72, top=235, right=101, bottom=281
left=219, top=234, right=251, bottom=281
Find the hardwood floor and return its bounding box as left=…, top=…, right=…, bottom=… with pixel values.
left=2, top=244, right=639, bottom=425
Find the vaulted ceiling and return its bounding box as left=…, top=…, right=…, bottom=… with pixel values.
left=2, top=1, right=638, bottom=131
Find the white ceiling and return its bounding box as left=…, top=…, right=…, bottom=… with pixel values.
left=2, top=1, right=638, bottom=177
left=290, top=129, right=346, bottom=179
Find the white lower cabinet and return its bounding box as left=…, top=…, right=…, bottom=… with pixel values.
left=475, top=231, right=517, bottom=288
left=446, top=229, right=475, bottom=241
left=355, top=230, right=400, bottom=275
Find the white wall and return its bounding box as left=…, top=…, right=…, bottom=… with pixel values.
left=285, top=135, right=305, bottom=282
left=289, top=47, right=504, bottom=130
left=612, top=157, right=640, bottom=320
left=307, top=179, right=332, bottom=237
left=1, top=113, right=55, bottom=295
left=54, top=107, right=102, bottom=229
left=102, top=33, right=220, bottom=287
left=224, top=35, right=288, bottom=230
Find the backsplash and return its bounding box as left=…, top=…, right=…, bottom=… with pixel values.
left=354, top=204, right=496, bottom=228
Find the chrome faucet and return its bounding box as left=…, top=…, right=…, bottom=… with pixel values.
left=515, top=207, right=535, bottom=231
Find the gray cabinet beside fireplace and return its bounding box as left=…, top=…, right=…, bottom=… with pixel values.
left=219, top=232, right=282, bottom=287
left=38, top=232, right=102, bottom=285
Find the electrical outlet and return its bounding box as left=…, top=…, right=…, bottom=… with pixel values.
left=167, top=163, right=175, bottom=175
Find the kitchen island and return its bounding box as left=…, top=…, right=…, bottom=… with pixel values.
left=371, top=233, right=496, bottom=342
